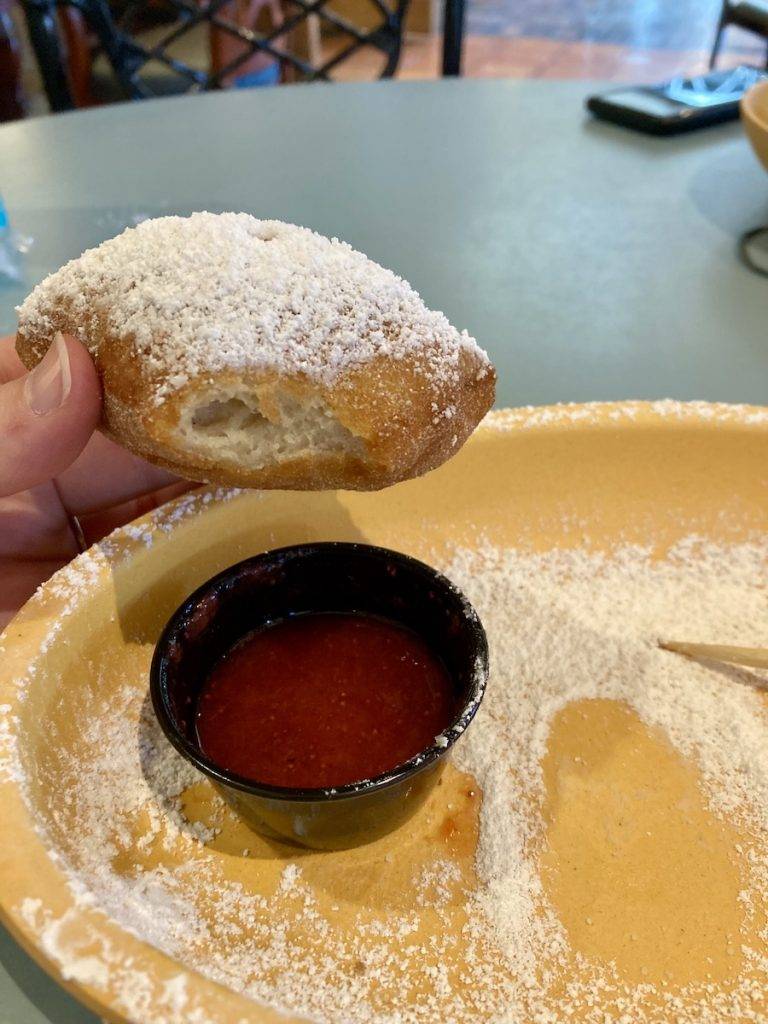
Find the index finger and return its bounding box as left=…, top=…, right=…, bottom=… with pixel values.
left=0, top=334, right=26, bottom=383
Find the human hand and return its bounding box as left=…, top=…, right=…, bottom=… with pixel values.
left=0, top=332, right=193, bottom=629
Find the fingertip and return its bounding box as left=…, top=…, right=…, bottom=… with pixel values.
left=53, top=335, right=102, bottom=460
left=59, top=333, right=101, bottom=424
left=0, top=334, right=102, bottom=497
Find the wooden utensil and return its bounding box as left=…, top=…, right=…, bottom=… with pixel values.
left=659, top=640, right=768, bottom=670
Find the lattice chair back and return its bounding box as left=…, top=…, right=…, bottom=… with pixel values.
left=22, top=0, right=412, bottom=111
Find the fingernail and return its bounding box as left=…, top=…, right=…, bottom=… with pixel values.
left=24, top=332, right=72, bottom=416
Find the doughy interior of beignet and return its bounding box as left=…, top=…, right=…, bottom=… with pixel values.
left=176, top=386, right=365, bottom=469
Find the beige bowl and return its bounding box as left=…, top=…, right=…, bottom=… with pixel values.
left=741, top=79, right=768, bottom=173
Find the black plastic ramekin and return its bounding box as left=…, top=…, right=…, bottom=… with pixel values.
left=150, top=542, right=488, bottom=850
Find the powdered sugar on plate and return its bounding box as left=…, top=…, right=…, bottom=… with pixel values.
left=447, top=538, right=768, bottom=1022
left=482, top=400, right=768, bottom=432
left=5, top=525, right=768, bottom=1023
left=16, top=213, right=490, bottom=405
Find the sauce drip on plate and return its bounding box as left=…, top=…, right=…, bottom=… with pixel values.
left=195, top=613, right=456, bottom=789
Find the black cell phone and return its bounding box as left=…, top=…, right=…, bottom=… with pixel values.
left=586, top=65, right=768, bottom=136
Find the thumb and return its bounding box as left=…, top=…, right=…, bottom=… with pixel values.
left=0, top=332, right=101, bottom=498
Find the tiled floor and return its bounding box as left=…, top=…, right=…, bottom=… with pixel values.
left=332, top=31, right=763, bottom=83
left=467, top=0, right=726, bottom=50
left=330, top=0, right=767, bottom=84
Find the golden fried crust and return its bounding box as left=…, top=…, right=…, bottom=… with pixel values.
left=16, top=322, right=495, bottom=492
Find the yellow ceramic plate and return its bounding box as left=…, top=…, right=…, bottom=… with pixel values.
left=1, top=402, right=767, bottom=1024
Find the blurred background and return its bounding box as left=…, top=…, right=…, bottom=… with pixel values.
left=2, top=0, right=768, bottom=119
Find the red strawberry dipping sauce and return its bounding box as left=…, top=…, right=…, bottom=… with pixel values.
left=194, top=613, right=457, bottom=789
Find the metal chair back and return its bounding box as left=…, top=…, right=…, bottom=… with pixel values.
left=23, top=0, right=411, bottom=110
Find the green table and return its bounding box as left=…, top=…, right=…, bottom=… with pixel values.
left=1, top=79, right=767, bottom=1022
